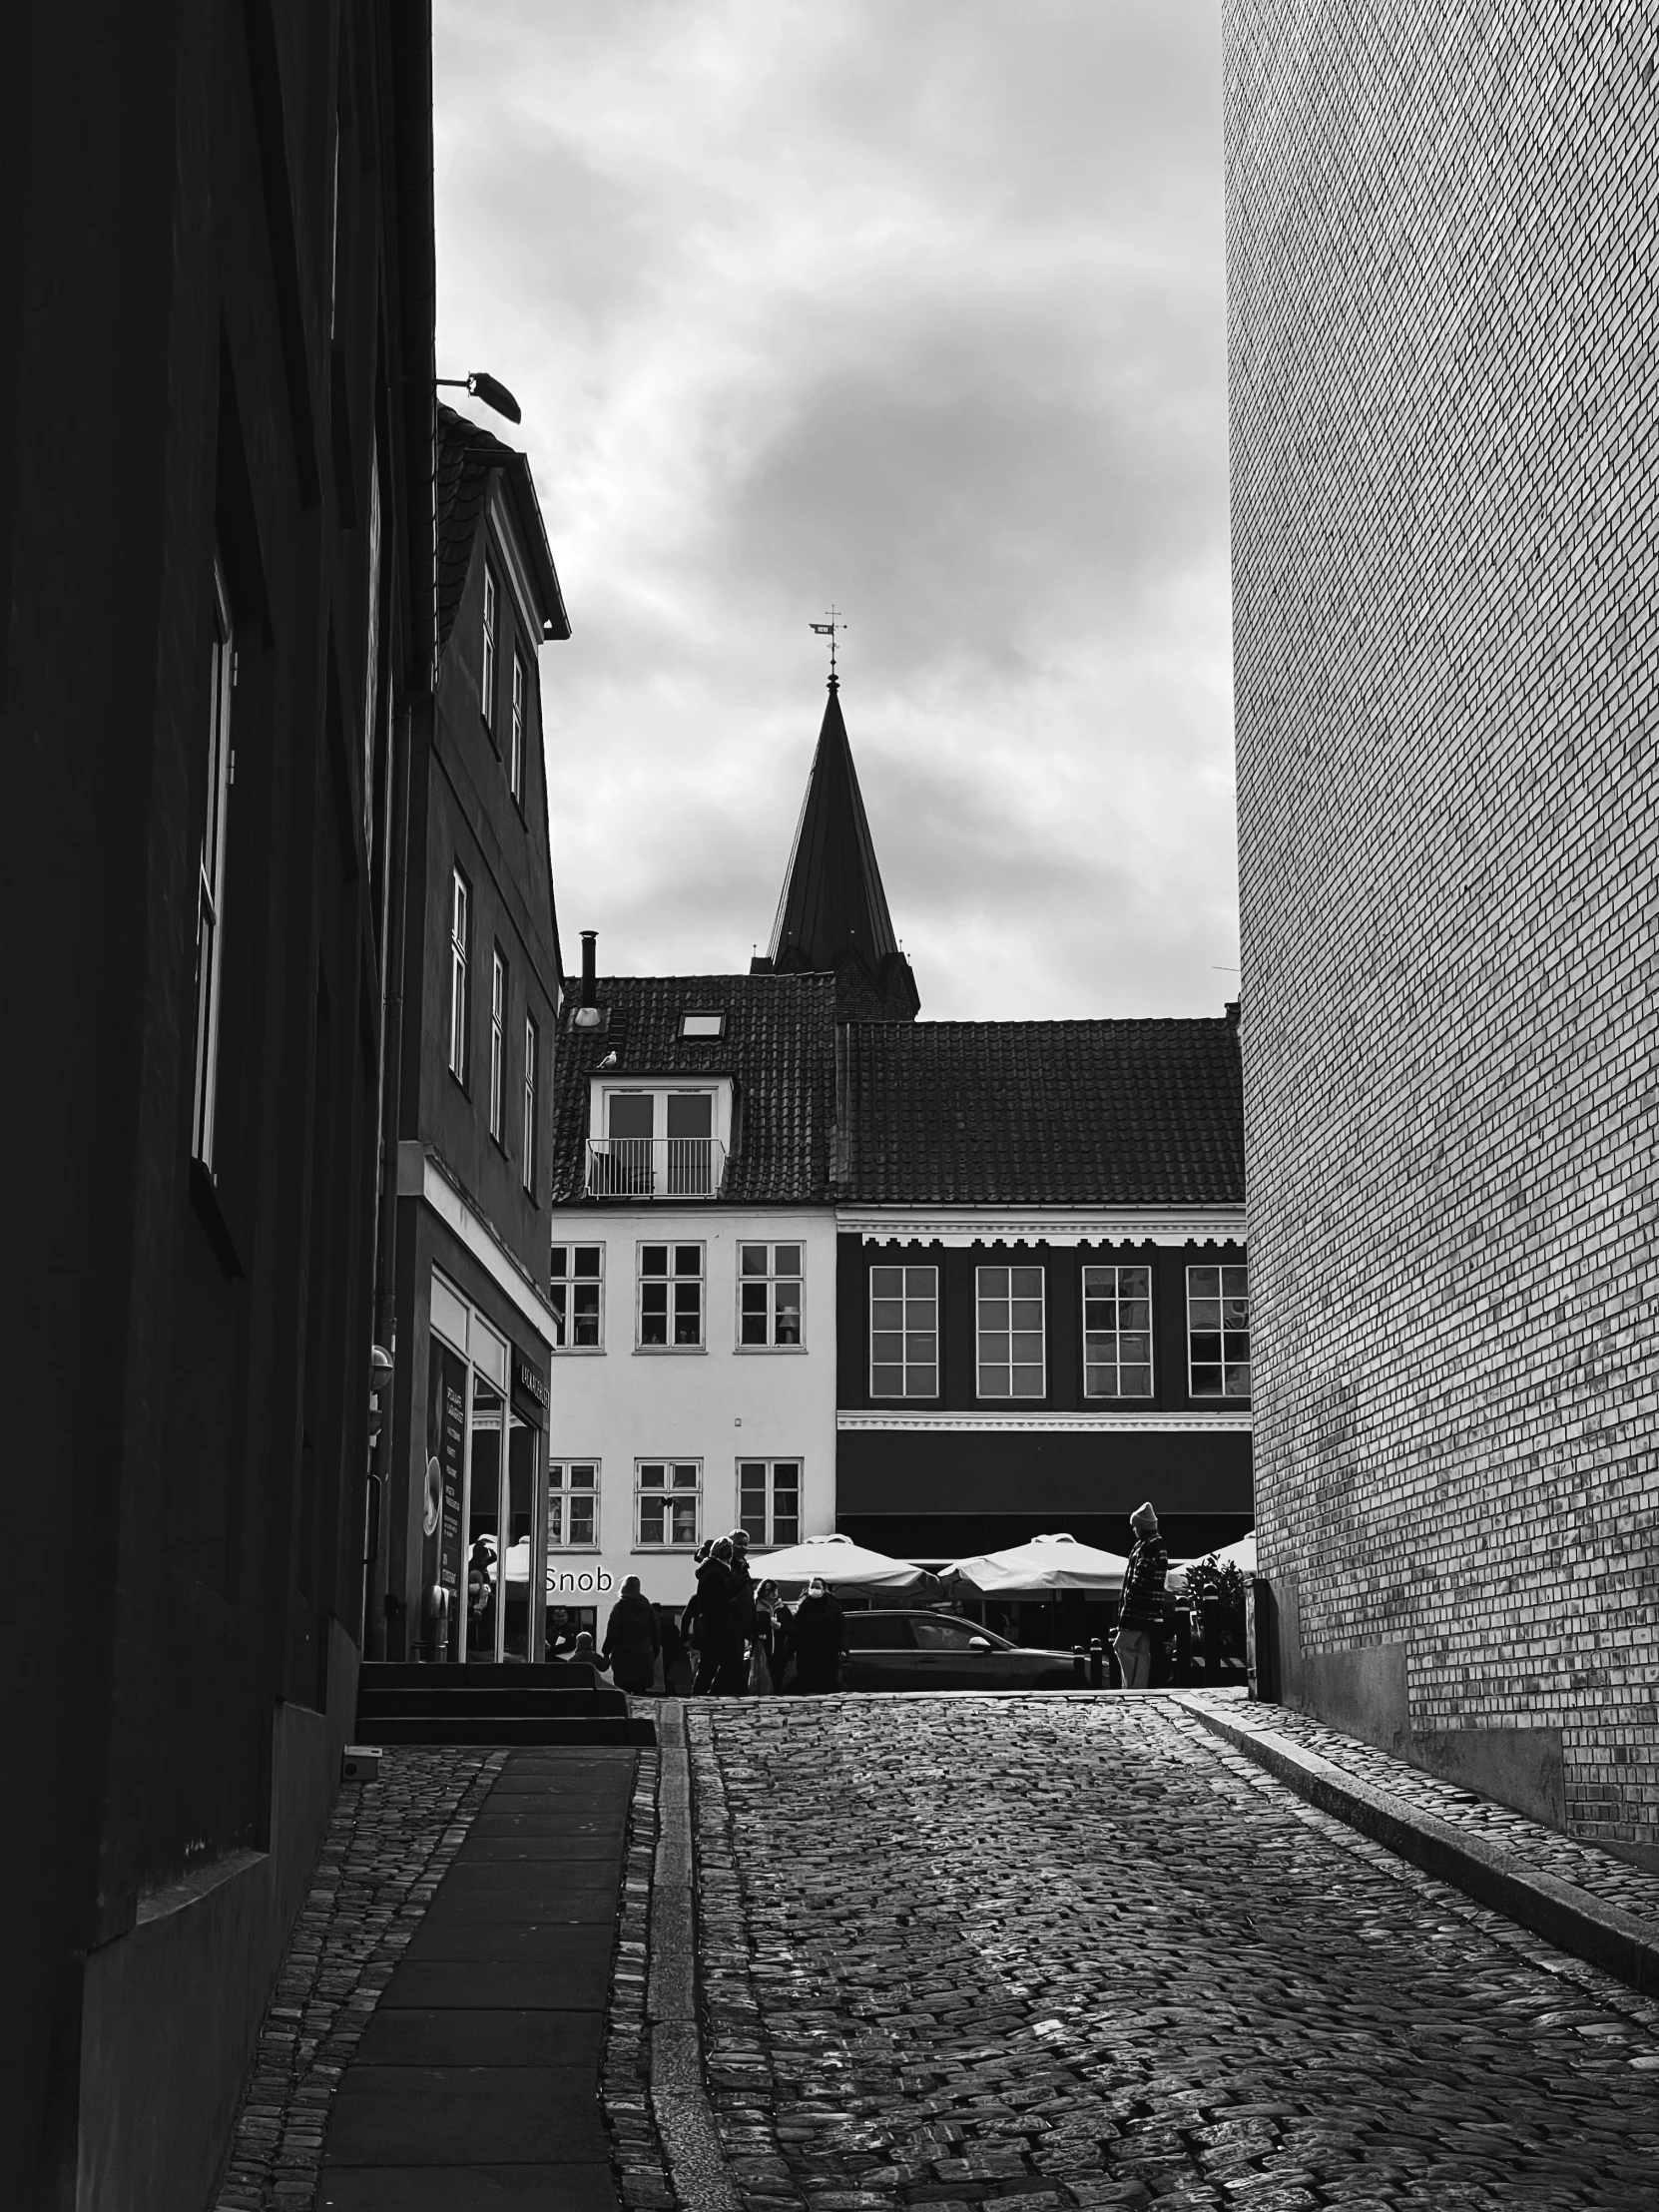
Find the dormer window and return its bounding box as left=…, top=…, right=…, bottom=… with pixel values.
left=681, top=1010, right=724, bottom=1038
left=586, top=1076, right=734, bottom=1199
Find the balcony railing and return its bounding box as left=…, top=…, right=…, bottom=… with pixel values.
left=585, top=1136, right=727, bottom=1199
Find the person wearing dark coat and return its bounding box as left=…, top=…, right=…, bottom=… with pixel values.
left=690, top=1538, right=743, bottom=1695
left=1114, top=1500, right=1170, bottom=1690
left=603, top=1575, right=661, bottom=1694
left=789, top=1578, right=846, bottom=1694
left=716, top=1529, right=758, bottom=1694
left=750, top=1578, right=792, bottom=1693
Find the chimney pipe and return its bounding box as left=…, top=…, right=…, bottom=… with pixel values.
left=580, top=931, right=597, bottom=1008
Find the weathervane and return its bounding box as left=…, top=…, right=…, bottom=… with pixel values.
left=809, top=606, right=845, bottom=682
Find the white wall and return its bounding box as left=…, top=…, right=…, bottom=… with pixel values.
left=546, top=1207, right=838, bottom=1611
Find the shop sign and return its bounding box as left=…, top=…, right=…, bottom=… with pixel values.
left=424, top=1335, right=467, bottom=1651
left=512, top=1349, right=550, bottom=1421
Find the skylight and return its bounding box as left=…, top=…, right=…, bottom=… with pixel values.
left=681, top=1010, right=725, bottom=1038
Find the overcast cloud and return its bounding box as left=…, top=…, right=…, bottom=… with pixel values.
left=433, top=0, right=1236, bottom=1019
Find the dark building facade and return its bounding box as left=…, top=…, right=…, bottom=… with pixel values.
left=1228, top=4, right=1657, bottom=1850
left=5, top=8, right=436, bottom=2205
left=381, top=405, right=569, bottom=1667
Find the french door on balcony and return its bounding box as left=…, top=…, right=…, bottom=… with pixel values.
left=598, top=1089, right=717, bottom=1196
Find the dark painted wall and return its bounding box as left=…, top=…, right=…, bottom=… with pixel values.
left=3, top=3, right=434, bottom=2200
left=837, top=1234, right=1252, bottom=1413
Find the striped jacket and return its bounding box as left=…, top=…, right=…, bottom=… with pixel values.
left=1116, top=1535, right=1172, bottom=1630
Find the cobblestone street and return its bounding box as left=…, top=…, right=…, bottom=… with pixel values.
left=689, top=1697, right=1659, bottom=2211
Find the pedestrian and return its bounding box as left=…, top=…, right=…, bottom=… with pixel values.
left=691, top=1537, right=744, bottom=1695
left=569, top=1627, right=599, bottom=1666
left=679, top=1538, right=713, bottom=1677
left=750, top=1577, right=792, bottom=1693
left=1114, top=1500, right=1170, bottom=1691
left=790, top=1576, right=846, bottom=1694
left=602, top=1573, right=661, bottom=1695
left=717, top=1528, right=758, bottom=1694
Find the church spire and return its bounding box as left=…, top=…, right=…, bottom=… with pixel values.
left=760, top=677, right=919, bottom=1021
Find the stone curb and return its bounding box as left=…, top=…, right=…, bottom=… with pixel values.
left=648, top=1699, right=741, bottom=2212
left=1174, top=1693, right=1659, bottom=1999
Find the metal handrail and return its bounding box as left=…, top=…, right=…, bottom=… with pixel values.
left=585, top=1135, right=727, bottom=1199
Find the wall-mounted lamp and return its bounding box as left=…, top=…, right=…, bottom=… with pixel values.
left=436, top=371, right=522, bottom=424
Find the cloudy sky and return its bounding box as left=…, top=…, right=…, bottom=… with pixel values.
left=432, top=0, right=1235, bottom=1021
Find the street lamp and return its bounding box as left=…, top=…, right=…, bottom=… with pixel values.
left=436, top=370, right=522, bottom=424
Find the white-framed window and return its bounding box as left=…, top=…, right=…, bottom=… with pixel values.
left=738, top=1243, right=804, bottom=1348
left=551, top=1244, right=604, bottom=1350
left=1187, top=1264, right=1251, bottom=1398
left=738, top=1459, right=801, bottom=1548
left=522, top=1013, right=538, bottom=1193
left=636, top=1460, right=700, bottom=1548
left=977, top=1264, right=1045, bottom=1398
left=592, top=1086, right=723, bottom=1199
left=547, top=1461, right=598, bottom=1547
left=192, top=555, right=236, bottom=1171
left=488, top=947, right=506, bottom=1141
left=868, top=1265, right=938, bottom=1398
left=509, top=650, right=526, bottom=807
left=639, top=1243, right=704, bottom=1349
left=447, top=867, right=470, bottom=1083
left=681, top=1009, right=724, bottom=1038
left=481, top=563, right=498, bottom=736
left=1082, top=1264, right=1154, bottom=1398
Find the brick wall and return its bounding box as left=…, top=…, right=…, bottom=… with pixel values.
left=1227, top=2, right=1658, bottom=1850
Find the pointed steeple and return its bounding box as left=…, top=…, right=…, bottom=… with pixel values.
left=761, top=679, right=919, bottom=1021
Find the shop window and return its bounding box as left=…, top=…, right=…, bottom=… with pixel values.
left=738, top=1243, right=803, bottom=1348
left=551, top=1244, right=604, bottom=1350
left=977, top=1265, right=1045, bottom=1398
left=1187, top=1264, right=1251, bottom=1397
left=488, top=947, right=506, bottom=1141
left=639, top=1243, right=703, bottom=1349
left=738, top=1459, right=801, bottom=1547
left=868, top=1265, right=937, bottom=1397
left=1082, top=1265, right=1154, bottom=1397
left=192, top=555, right=236, bottom=1171
left=548, top=1461, right=598, bottom=1547
left=448, top=866, right=470, bottom=1084
left=636, top=1460, right=700, bottom=1547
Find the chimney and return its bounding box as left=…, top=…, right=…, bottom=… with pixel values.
left=580, top=931, right=597, bottom=1007
left=1225, top=1000, right=1241, bottom=1031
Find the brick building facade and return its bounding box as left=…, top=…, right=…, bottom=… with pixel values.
left=1227, top=4, right=1657, bottom=1856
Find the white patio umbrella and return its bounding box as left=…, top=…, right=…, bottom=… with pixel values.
left=1182, top=1531, right=1257, bottom=1576
left=749, top=1532, right=940, bottom=1593
left=943, top=1530, right=1129, bottom=1595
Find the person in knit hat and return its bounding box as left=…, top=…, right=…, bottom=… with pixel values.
left=1113, top=1500, right=1169, bottom=1690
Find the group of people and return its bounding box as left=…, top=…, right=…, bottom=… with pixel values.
left=595, top=1528, right=849, bottom=1697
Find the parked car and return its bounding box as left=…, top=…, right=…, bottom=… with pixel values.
left=838, top=1609, right=1078, bottom=1692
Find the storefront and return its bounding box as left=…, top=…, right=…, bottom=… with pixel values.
left=422, top=1268, right=551, bottom=1662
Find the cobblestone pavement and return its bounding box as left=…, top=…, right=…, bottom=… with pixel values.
left=689, top=1695, right=1659, bottom=2211
left=213, top=1747, right=505, bottom=2211
left=1182, top=1690, right=1659, bottom=1929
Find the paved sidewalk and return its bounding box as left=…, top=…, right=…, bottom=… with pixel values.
left=1178, top=1690, right=1659, bottom=1993
left=314, top=1747, right=636, bottom=2210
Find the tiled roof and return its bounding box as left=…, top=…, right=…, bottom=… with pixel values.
left=839, top=1018, right=1245, bottom=1206
left=435, top=404, right=570, bottom=656
left=549, top=974, right=839, bottom=1207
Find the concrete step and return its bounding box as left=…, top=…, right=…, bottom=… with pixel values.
left=358, top=1686, right=627, bottom=1720
left=359, top=1661, right=601, bottom=1691
left=366, top=1714, right=656, bottom=1747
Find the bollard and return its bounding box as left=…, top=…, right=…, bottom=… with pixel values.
left=1088, top=1637, right=1105, bottom=1689
left=1200, top=1594, right=1222, bottom=1685
left=1073, top=1643, right=1086, bottom=1684
left=421, top=1581, right=451, bottom=1665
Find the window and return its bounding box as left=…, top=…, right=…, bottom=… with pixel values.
left=977, top=1265, right=1045, bottom=1398
left=1188, top=1264, right=1251, bottom=1397
left=593, top=1087, right=722, bottom=1198
left=488, top=948, right=506, bottom=1140
left=192, top=557, right=235, bottom=1170
left=522, top=1014, right=538, bottom=1192
left=447, top=868, right=470, bottom=1083
left=509, top=651, right=526, bottom=807
left=681, top=1010, right=725, bottom=1038
left=550, top=1244, right=604, bottom=1350
left=481, top=563, right=498, bottom=737
left=738, top=1460, right=801, bottom=1547
left=637, top=1460, right=700, bottom=1547
left=1082, top=1265, right=1154, bottom=1397
left=868, top=1265, right=938, bottom=1398
left=639, top=1244, right=704, bottom=1349
left=738, top=1244, right=803, bottom=1348
left=548, top=1461, right=598, bottom=1547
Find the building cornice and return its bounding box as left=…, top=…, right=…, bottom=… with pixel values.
left=835, top=1206, right=1247, bottom=1248
left=836, top=1410, right=1252, bottom=1433
left=398, top=1141, right=557, bottom=1345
